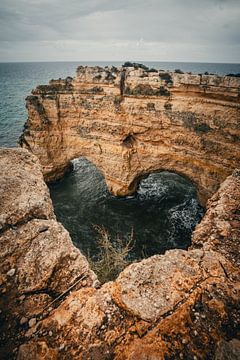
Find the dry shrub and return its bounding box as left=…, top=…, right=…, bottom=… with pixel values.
left=88, top=226, right=134, bottom=283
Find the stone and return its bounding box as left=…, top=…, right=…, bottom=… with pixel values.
left=0, top=115, right=239, bottom=358
left=0, top=148, right=97, bottom=358
left=28, top=318, right=36, bottom=328
left=19, top=66, right=240, bottom=206
left=20, top=317, right=28, bottom=325
left=7, top=268, right=15, bottom=277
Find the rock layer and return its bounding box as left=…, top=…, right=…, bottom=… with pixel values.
left=0, top=148, right=97, bottom=359
left=0, top=148, right=239, bottom=359
left=19, top=65, right=240, bottom=205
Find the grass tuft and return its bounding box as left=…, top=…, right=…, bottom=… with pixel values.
left=88, top=226, right=134, bottom=283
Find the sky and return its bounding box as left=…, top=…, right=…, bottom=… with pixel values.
left=0, top=0, right=239, bottom=63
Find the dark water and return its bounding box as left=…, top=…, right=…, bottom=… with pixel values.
left=49, top=158, right=204, bottom=259
left=1, top=61, right=238, bottom=259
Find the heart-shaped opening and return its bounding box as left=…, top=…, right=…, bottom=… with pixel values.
left=49, top=157, right=204, bottom=282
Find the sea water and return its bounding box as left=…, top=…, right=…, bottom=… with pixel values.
left=1, top=61, right=239, bottom=258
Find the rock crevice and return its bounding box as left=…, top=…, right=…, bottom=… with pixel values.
left=0, top=147, right=239, bottom=359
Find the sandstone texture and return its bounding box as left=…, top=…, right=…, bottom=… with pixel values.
left=0, top=148, right=97, bottom=359
left=20, top=65, right=240, bottom=205
left=0, top=147, right=239, bottom=359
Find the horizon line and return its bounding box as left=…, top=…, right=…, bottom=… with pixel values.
left=0, top=60, right=240, bottom=65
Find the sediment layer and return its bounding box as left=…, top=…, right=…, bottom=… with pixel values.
left=19, top=65, right=240, bottom=205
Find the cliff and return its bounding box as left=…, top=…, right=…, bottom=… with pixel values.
left=0, top=148, right=239, bottom=359
left=19, top=65, right=240, bottom=205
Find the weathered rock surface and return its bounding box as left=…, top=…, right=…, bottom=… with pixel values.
left=0, top=147, right=239, bottom=359
left=192, top=169, right=240, bottom=267
left=0, top=148, right=97, bottom=359
left=20, top=65, right=240, bottom=205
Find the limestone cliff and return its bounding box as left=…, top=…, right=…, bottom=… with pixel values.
left=19, top=65, right=240, bottom=205
left=0, top=148, right=97, bottom=359
left=0, top=148, right=239, bottom=359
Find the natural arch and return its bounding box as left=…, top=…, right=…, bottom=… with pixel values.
left=20, top=66, right=240, bottom=207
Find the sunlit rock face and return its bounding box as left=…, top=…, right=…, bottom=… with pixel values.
left=20, top=65, right=240, bottom=205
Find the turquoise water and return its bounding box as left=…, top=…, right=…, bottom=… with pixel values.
left=1, top=61, right=238, bottom=259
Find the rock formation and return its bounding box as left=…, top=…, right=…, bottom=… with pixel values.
left=0, top=148, right=239, bottom=359
left=0, top=148, right=97, bottom=359
left=19, top=65, right=240, bottom=205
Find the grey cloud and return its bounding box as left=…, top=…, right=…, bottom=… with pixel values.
left=0, top=0, right=239, bottom=62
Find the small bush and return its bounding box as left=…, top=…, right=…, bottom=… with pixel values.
left=123, top=62, right=149, bottom=71
left=159, top=73, right=172, bottom=82
left=159, top=86, right=170, bottom=96
left=226, top=73, right=240, bottom=77
left=174, top=69, right=184, bottom=74
left=88, top=226, right=134, bottom=283
left=147, top=102, right=155, bottom=111
left=164, top=102, right=172, bottom=110
left=114, top=95, right=123, bottom=107
left=147, top=68, right=158, bottom=73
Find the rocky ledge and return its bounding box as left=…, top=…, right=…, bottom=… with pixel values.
left=0, top=147, right=239, bottom=359
left=19, top=65, right=240, bottom=206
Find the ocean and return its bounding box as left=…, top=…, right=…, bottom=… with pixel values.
left=0, top=61, right=239, bottom=260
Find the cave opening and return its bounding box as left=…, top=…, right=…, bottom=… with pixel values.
left=49, top=157, right=204, bottom=281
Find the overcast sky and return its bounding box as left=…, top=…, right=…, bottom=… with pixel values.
left=0, top=0, right=239, bottom=62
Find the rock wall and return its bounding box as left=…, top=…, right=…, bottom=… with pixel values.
left=0, top=148, right=97, bottom=359
left=0, top=148, right=239, bottom=359
left=19, top=65, right=240, bottom=205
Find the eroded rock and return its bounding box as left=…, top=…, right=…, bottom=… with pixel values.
left=0, top=145, right=239, bottom=359
left=20, top=66, right=240, bottom=206
left=0, top=148, right=97, bottom=359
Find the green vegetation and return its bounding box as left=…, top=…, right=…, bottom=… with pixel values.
left=174, top=69, right=184, bottom=74
left=123, top=62, right=149, bottom=71
left=226, top=73, right=240, bottom=77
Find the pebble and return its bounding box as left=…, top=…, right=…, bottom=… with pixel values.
left=38, top=225, right=49, bottom=233
left=166, top=295, right=170, bottom=300
left=19, top=295, right=25, bottom=302
left=28, top=318, right=37, bottom=328
left=20, top=317, right=28, bottom=325
left=182, top=338, right=187, bottom=344
left=7, top=268, right=16, bottom=277
left=49, top=330, right=53, bottom=336
left=193, top=330, right=198, bottom=336
left=59, top=344, right=65, bottom=351
left=82, top=280, right=87, bottom=287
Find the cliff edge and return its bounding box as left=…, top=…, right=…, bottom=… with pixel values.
left=0, top=148, right=239, bottom=359
left=19, top=65, right=240, bottom=206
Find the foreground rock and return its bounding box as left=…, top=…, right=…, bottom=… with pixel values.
left=20, top=65, right=240, bottom=205
left=0, top=148, right=97, bottom=359
left=0, top=148, right=239, bottom=359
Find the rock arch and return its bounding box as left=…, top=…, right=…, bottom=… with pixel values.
left=20, top=66, right=240, bottom=206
